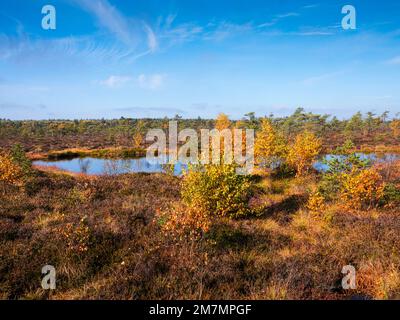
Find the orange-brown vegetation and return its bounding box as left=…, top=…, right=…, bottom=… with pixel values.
left=1, top=144, right=399, bottom=299
left=340, top=167, right=385, bottom=210
left=0, top=110, right=400, bottom=300
left=0, top=151, right=23, bottom=189
left=287, top=131, right=322, bottom=177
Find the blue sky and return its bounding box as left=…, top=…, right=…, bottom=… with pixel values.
left=0, top=0, right=400, bottom=120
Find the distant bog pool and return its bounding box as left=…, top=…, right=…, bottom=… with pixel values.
left=33, top=153, right=399, bottom=176
left=313, top=153, right=399, bottom=172
left=33, top=156, right=187, bottom=175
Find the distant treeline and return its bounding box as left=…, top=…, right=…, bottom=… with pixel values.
left=0, top=108, right=399, bottom=152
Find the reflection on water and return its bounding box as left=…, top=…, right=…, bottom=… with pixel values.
left=79, top=158, right=91, bottom=174
left=313, top=153, right=399, bottom=172
left=34, top=156, right=188, bottom=175
left=33, top=153, right=399, bottom=176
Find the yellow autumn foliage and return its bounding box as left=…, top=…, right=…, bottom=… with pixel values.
left=132, top=132, right=143, bottom=148
left=0, top=151, right=23, bottom=187
left=390, top=119, right=400, bottom=139
left=159, top=163, right=253, bottom=240
left=287, top=131, right=322, bottom=177
left=211, top=113, right=233, bottom=162
left=215, top=113, right=231, bottom=131
left=132, top=120, right=145, bottom=148
left=306, top=189, right=326, bottom=213
left=181, top=164, right=252, bottom=219
left=340, top=167, right=385, bottom=210
left=254, top=118, right=287, bottom=166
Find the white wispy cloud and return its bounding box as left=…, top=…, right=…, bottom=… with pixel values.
left=303, top=4, right=320, bottom=9
left=160, top=22, right=204, bottom=44
left=276, top=12, right=300, bottom=19
left=73, top=0, right=158, bottom=55
left=157, top=14, right=256, bottom=43
left=143, top=23, right=158, bottom=52
left=0, top=2, right=337, bottom=67
left=100, top=75, right=132, bottom=88
left=0, top=33, right=146, bottom=65
left=74, top=0, right=137, bottom=46
left=165, top=14, right=177, bottom=29
left=204, top=21, right=253, bottom=41
left=156, top=13, right=335, bottom=45
left=258, top=11, right=300, bottom=28
left=1, top=2, right=150, bottom=64
left=295, top=31, right=334, bottom=36
left=261, top=24, right=337, bottom=37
